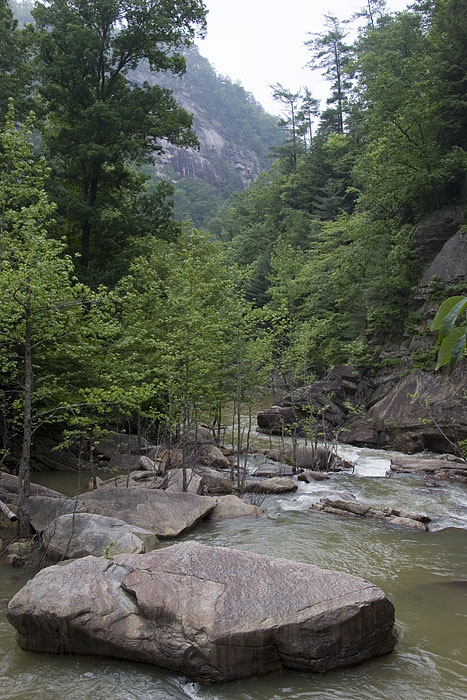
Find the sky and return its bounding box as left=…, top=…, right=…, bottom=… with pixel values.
left=196, top=0, right=411, bottom=116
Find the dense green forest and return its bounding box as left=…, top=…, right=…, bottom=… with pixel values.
left=209, top=0, right=467, bottom=378
left=1, top=0, right=467, bottom=532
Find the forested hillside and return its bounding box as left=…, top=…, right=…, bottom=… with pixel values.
left=210, top=0, right=467, bottom=380
left=144, top=45, right=283, bottom=227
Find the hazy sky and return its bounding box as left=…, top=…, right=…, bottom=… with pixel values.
left=196, top=0, right=411, bottom=116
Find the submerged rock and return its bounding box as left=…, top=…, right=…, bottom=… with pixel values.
left=313, top=497, right=430, bottom=531
left=7, top=542, right=397, bottom=683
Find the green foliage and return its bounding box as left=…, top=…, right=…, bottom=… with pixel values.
left=430, top=296, right=467, bottom=371
left=32, top=0, right=207, bottom=280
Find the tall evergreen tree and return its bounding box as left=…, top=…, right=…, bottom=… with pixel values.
left=32, top=0, right=207, bottom=280
left=306, top=14, right=352, bottom=134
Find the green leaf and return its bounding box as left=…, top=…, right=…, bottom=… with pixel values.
left=436, top=327, right=466, bottom=369
left=430, top=296, right=466, bottom=332
left=439, top=297, right=467, bottom=340
left=449, top=331, right=467, bottom=373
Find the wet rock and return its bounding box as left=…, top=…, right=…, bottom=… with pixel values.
left=78, top=488, right=216, bottom=538
left=242, top=477, right=297, bottom=494
left=298, top=471, right=330, bottom=483
left=390, top=458, right=467, bottom=482
left=7, top=541, right=397, bottom=682
left=251, top=461, right=294, bottom=477
left=388, top=516, right=427, bottom=531
left=42, top=513, right=158, bottom=560
left=263, top=446, right=348, bottom=472
left=312, top=497, right=430, bottom=531
left=6, top=553, right=24, bottom=567
left=207, top=495, right=264, bottom=520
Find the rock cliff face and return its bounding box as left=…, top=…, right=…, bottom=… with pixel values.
left=258, top=206, right=467, bottom=455
left=131, top=48, right=281, bottom=196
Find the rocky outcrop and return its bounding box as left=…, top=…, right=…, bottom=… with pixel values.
left=390, top=457, right=467, bottom=483
left=411, top=205, right=465, bottom=264
left=78, top=489, right=217, bottom=538
left=43, top=513, right=158, bottom=560
left=313, top=497, right=430, bottom=531
left=7, top=542, right=397, bottom=682
left=257, top=366, right=362, bottom=439
left=361, top=368, right=467, bottom=453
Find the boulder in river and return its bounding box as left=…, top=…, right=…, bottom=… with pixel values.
left=78, top=488, right=216, bottom=538
left=207, top=495, right=265, bottom=520
left=242, top=477, right=297, bottom=494
left=312, top=497, right=431, bottom=531
left=6, top=541, right=397, bottom=682
left=42, top=513, right=158, bottom=560
left=390, top=457, right=467, bottom=483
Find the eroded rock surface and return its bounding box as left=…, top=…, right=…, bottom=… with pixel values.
left=7, top=542, right=397, bottom=682
left=78, top=488, right=216, bottom=538
left=42, top=513, right=158, bottom=560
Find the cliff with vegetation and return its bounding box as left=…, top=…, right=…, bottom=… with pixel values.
left=133, top=45, right=283, bottom=227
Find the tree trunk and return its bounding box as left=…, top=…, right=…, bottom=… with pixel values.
left=17, top=288, right=33, bottom=538
left=81, top=166, right=101, bottom=271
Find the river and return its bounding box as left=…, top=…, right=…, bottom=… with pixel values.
left=1, top=436, right=467, bottom=699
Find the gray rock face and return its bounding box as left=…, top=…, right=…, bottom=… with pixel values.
left=29, top=496, right=83, bottom=533
left=7, top=542, right=397, bottom=682
left=416, top=230, right=467, bottom=298
left=367, top=369, right=467, bottom=454
left=43, top=513, right=158, bottom=560
left=411, top=205, right=465, bottom=264
left=78, top=488, right=216, bottom=538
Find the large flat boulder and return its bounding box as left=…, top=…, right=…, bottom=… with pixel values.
left=7, top=542, right=397, bottom=682
left=43, top=513, right=158, bottom=560
left=78, top=488, right=216, bottom=538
